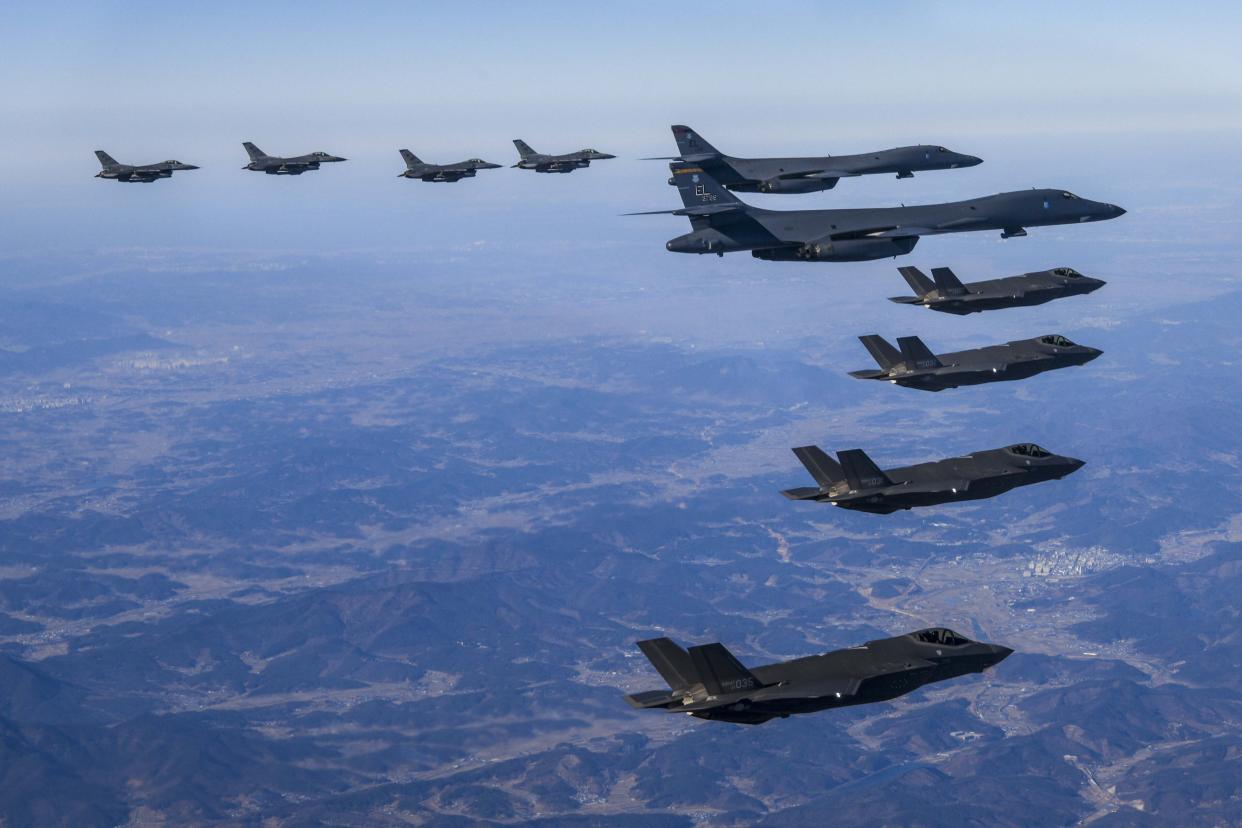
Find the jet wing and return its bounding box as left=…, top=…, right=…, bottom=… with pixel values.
left=624, top=204, right=743, bottom=218
left=839, top=216, right=992, bottom=241
left=891, top=479, right=972, bottom=496
left=779, top=169, right=861, bottom=180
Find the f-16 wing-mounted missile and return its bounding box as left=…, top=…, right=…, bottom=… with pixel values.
left=850, top=333, right=1101, bottom=391
left=625, top=629, right=1012, bottom=725
left=781, top=443, right=1084, bottom=514
left=242, top=142, right=347, bottom=175
left=890, top=265, right=1106, bottom=313
left=645, top=124, right=983, bottom=194
left=397, top=149, right=501, bottom=182
left=94, top=151, right=198, bottom=182
left=511, top=139, right=615, bottom=173
left=628, top=165, right=1125, bottom=262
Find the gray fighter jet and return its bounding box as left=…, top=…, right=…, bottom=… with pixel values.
left=647, top=124, right=982, bottom=194
left=242, top=142, right=346, bottom=175
left=781, top=443, right=1084, bottom=514
left=511, top=139, right=615, bottom=173
left=850, top=333, right=1101, bottom=391
left=94, top=151, right=198, bottom=183
left=891, top=265, right=1106, bottom=313
left=625, top=628, right=1011, bottom=725
left=397, top=149, right=501, bottom=182
left=631, top=165, right=1124, bottom=261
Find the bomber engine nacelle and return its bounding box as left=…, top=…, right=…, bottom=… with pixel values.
left=666, top=228, right=741, bottom=255
left=756, top=176, right=838, bottom=194
left=754, top=236, right=919, bottom=262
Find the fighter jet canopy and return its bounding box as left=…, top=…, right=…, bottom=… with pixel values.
left=914, top=628, right=972, bottom=646
left=1051, top=267, right=1083, bottom=278
left=1038, top=335, right=1078, bottom=347
left=1008, top=443, right=1053, bottom=458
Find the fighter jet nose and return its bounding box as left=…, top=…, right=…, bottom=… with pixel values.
left=990, top=645, right=1014, bottom=663
left=1063, top=458, right=1086, bottom=475
left=1084, top=347, right=1104, bottom=361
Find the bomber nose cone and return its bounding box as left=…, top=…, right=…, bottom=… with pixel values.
left=962, top=155, right=984, bottom=167
left=1108, top=204, right=1125, bottom=217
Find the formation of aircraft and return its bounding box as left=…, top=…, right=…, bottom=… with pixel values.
left=626, top=629, right=1011, bottom=724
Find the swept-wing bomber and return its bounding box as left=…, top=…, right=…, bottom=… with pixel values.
left=631, top=165, right=1125, bottom=262
left=850, top=333, right=1101, bottom=391
left=511, top=139, right=615, bottom=173
left=397, top=149, right=501, bottom=182
left=781, top=443, right=1084, bottom=514
left=891, top=265, right=1106, bottom=313
left=242, top=142, right=346, bottom=175
left=94, top=151, right=198, bottom=182
left=625, top=629, right=1012, bottom=725
left=649, top=124, right=982, bottom=194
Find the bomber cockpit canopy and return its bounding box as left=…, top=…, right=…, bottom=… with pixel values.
left=1050, top=267, right=1081, bottom=277
left=1061, top=191, right=1079, bottom=200
left=1039, top=335, right=1077, bottom=347
left=915, top=628, right=971, bottom=646
left=936, top=146, right=948, bottom=152
left=1008, top=443, right=1052, bottom=458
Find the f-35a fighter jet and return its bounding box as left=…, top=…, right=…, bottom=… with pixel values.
left=850, top=333, right=1101, bottom=391
left=511, top=139, right=615, bottom=173
left=631, top=165, right=1124, bottom=262
left=397, top=149, right=501, bottom=182
left=648, top=125, right=982, bottom=194
left=891, top=265, right=1106, bottom=313
left=242, top=142, right=346, bottom=175
left=94, top=151, right=198, bottom=182
left=625, top=628, right=1012, bottom=725
left=781, top=443, right=1083, bottom=514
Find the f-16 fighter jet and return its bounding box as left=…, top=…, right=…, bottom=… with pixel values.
left=397, top=149, right=501, bottom=182
left=511, top=139, right=615, bottom=173
left=781, top=443, right=1084, bottom=514
left=631, top=165, right=1124, bottom=262
left=94, top=151, right=198, bottom=182
left=850, top=333, right=1101, bottom=391
left=647, top=124, right=982, bottom=194
left=890, top=265, right=1106, bottom=313
left=625, top=628, right=1012, bottom=725
left=242, top=142, right=346, bottom=175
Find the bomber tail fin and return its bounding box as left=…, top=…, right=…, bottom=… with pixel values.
left=242, top=142, right=267, bottom=161
left=668, top=163, right=742, bottom=213
left=512, top=139, right=537, bottom=159
left=897, top=266, right=936, bottom=297
left=792, top=445, right=845, bottom=488
left=688, top=643, right=763, bottom=696
left=930, top=267, right=966, bottom=296
left=636, top=638, right=696, bottom=691
left=896, top=336, right=942, bottom=369
left=399, top=149, right=422, bottom=168
left=94, top=150, right=119, bottom=168
left=671, top=125, right=723, bottom=160
left=858, top=335, right=902, bottom=370
left=837, top=449, right=893, bottom=491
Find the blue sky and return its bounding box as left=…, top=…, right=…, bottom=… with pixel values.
left=0, top=2, right=1238, bottom=253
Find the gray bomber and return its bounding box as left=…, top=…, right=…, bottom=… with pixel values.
left=851, top=333, right=1101, bottom=391
left=511, top=139, right=615, bottom=173
left=634, top=164, right=1124, bottom=262
left=397, top=149, right=501, bottom=182
left=242, top=142, right=346, bottom=175
left=650, top=125, right=982, bottom=194
left=782, top=443, right=1084, bottom=514
left=891, top=265, right=1106, bottom=313
left=626, top=628, right=1011, bottom=725
left=94, top=151, right=198, bottom=182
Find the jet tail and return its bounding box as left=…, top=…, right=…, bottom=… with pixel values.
left=931, top=267, right=966, bottom=295
left=897, top=266, right=936, bottom=297
left=242, top=142, right=266, bottom=161
left=859, top=335, right=902, bottom=370
left=671, top=125, right=723, bottom=159
left=792, top=445, right=844, bottom=488
left=688, top=643, right=763, bottom=695
left=636, top=638, right=696, bottom=691
left=669, top=164, right=743, bottom=213
left=399, top=149, right=422, bottom=168
left=896, top=336, right=942, bottom=368
left=94, top=150, right=119, bottom=168
left=837, top=449, right=893, bottom=490
left=513, top=139, right=537, bottom=159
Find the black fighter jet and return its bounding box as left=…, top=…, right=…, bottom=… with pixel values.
left=850, top=333, right=1101, bottom=391
left=631, top=165, right=1124, bottom=262
left=890, top=265, right=1106, bottom=313
left=397, top=149, right=501, bottom=182
left=242, top=142, right=346, bottom=175
left=511, top=139, right=615, bottom=173
left=781, top=443, right=1084, bottom=514
left=647, top=124, right=982, bottom=194
left=625, top=628, right=1012, bottom=725
left=94, top=151, right=198, bottom=182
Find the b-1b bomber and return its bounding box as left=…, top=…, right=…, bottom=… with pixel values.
left=632, top=165, right=1125, bottom=262
left=850, top=333, right=1101, bottom=391
left=782, top=443, right=1084, bottom=514
left=891, top=265, right=1106, bottom=313
left=625, top=628, right=1012, bottom=725
left=650, top=124, right=982, bottom=194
